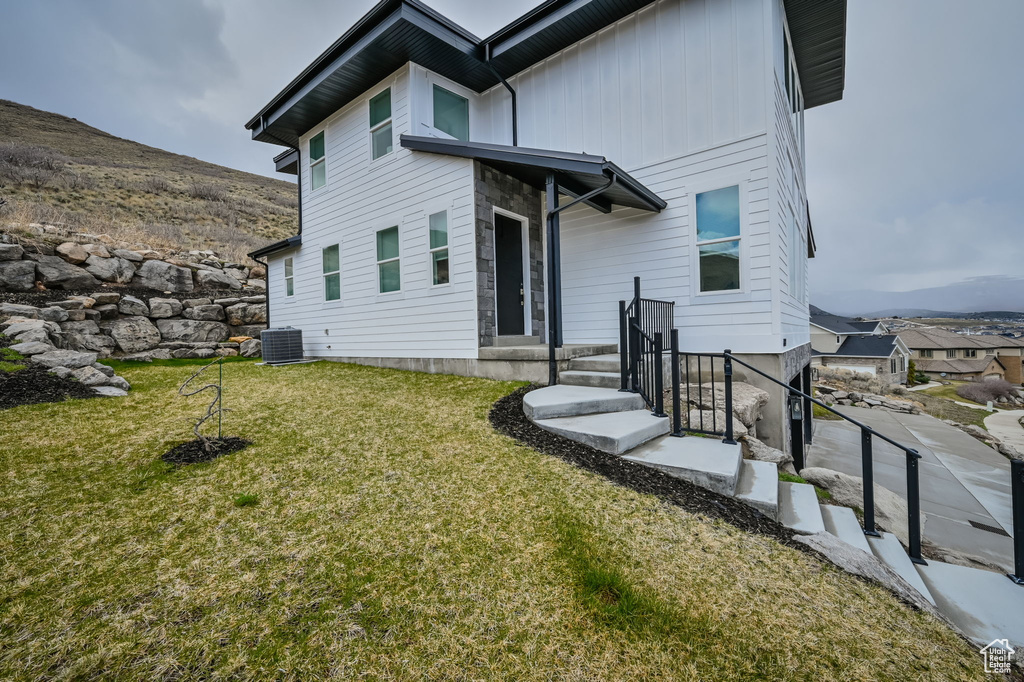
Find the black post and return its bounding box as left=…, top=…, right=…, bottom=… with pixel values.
left=906, top=449, right=926, bottom=565
left=1009, top=458, right=1024, bottom=585
left=629, top=316, right=640, bottom=393
left=545, top=173, right=558, bottom=386
left=618, top=300, right=629, bottom=392
left=671, top=330, right=682, bottom=437
left=802, top=363, right=813, bottom=445
left=723, top=350, right=736, bottom=445
left=653, top=332, right=666, bottom=417
left=861, top=429, right=879, bottom=536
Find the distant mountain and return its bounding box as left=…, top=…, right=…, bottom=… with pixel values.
left=814, top=276, right=1024, bottom=318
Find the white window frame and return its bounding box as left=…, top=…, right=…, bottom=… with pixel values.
left=308, top=130, right=327, bottom=192
left=429, top=78, right=472, bottom=141
left=322, top=244, right=341, bottom=303
left=375, top=224, right=402, bottom=295
left=368, top=86, right=394, bottom=162
left=690, top=180, right=748, bottom=302
left=964, top=348, right=977, bottom=358
left=491, top=207, right=532, bottom=336
left=283, top=256, right=295, bottom=298
left=426, top=206, right=451, bottom=288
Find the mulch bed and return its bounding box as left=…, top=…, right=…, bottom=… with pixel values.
left=0, top=365, right=98, bottom=410
left=161, top=437, right=252, bottom=466
left=489, top=385, right=801, bottom=549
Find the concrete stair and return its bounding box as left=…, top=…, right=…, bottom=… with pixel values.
left=491, top=335, right=540, bottom=347
left=567, top=354, right=621, bottom=373
left=533, top=410, right=670, bottom=455
left=734, top=460, right=779, bottom=518
left=867, top=532, right=936, bottom=605
left=777, top=482, right=826, bottom=535
left=820, top=505, right=872, bottom=554
left=559, top=370, right=621, bottom=389
left=624, top=436, right=742, bottom=496
left=523, top=385, right=644, bottom=420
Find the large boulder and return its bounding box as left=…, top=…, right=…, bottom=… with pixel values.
left=0, top=260, right=38, bottom=292
left=156, top=318, right=229, bottom=343
left=39, top=307, right=69, bottom=323
left=29, top=349, right=98, bottom=369
left=62, top=331, right=117, bottom=355
left=1, top=317, right=60, bottom=337
left=70, top=365, right=110, bottom=387
left=84, top=255, right=136, bottom=283
left=118, top=295, right=149, bottom=317
left=55, top=242, right=89, bottom=264
left=111, top=249, right=143, bottom=262
left=60, top=320, right=102, bottom=335
left=9, top=341, right=54, bottom=355
left=91, top=292, right=121, bottom=305
left=687, top=409, right=748, bottom=438
left=0, top=244, right=25, bottom=261
left=799, top=467, right=925, bottom=549
left=132, top=260, right=194, bottom=293
left=685, top=381, right=769, bottom=430
left=183, top=304, right=225, bottom=321
left=224, top=302, right=266, bottom=326
left=195, top=268, right=243, bottom=290
left=148, top=297, right=183, bottom=319
left=101, top=316, right=161, bottom=353
left=27, top=254, right=100, bottom=289
left=239, top=338, right=261, bottom=358
left=741, top=436, right=796, bottom=475
left=0, top=302, right=40, bottom=319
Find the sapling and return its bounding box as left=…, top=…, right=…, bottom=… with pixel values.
left=178, top=358, right=228, bottom=451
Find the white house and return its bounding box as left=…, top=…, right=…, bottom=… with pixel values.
left=245, top=0, right=847, bottom=453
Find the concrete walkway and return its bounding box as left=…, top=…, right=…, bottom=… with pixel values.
left=986, top=409, right=1024, bottom=453
left=808, top=406, right=1014, bottom=572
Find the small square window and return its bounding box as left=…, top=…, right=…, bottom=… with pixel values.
left=433, top=85, right=469, bottom=141
left=428, top=210, right=449, bottom=286
left=376, top=226, right=400, bottom=293
left=322, top=244, right=340, bottom=301
left=309, top=131, right=326, bottom=191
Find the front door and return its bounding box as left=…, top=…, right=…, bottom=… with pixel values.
left=494, top=213, right=525, bottom=336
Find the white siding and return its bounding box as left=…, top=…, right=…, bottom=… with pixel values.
left=268, top=65, right=480, bottom=359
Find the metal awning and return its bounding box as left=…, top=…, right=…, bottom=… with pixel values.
left=400, top=135, right=666, bottom=213
left=274, top=149, right=299, bottom=175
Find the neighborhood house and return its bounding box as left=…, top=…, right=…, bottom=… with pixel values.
left=809, top=305, right=910, bottom=385
left=899, top=327, right=1024, bottom=383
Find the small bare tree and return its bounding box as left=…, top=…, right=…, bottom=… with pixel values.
left=178, top=358, right=228, bottom=451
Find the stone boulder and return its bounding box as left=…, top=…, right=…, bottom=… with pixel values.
left=741, top=436, right=796, bottom=475
left=93, top=386, right=128, bottom=397
left=799, top=467, right=925, bottom=549
left=0, top=244, right=25, bottom=261
left=61, top=320, right=102, bottom=336
left=118, top=295, right=149, bottom=317
left=249, top=265, right=266, bottom=279
left=28, top=254, right=100, bottom=289
left=82, top=243, right=110, bottom=258
left=101, top=316, right=161, bottom=353
left=239, top=338, right=262, bottom=358
left=2, top=317, right=60, bottom=337
left=148, top=297, right=183, bottom=319
left=56, top=242, right=89, bottom=264
left=70, top=365, right=109, bottom=387
left=230, top=324, right=265, bottom=338
left=196, top=268, right=243, bottom=290
left=84, top=255, right=135, bottom=283
left=29, top=349, right=98, bottom=369
left=120, top=348, right=174, bottom=362
left=0, top=302, right=40, bottom=319
left=39, top=307, right=69, bottom=323
left=156, top=318, right=229, bottom=343
left=245, top=279, right=266, bottom=290
left=111, top=249, right=143, bottom=262
left=132, top=260, right=194, bottom=293
left=94, top=304, right=119, bottom=320
left=687, top=409, right=748, bottom=438
left=183, top=304, right=225, bottom=321
left=224, top=302, right=267, bottom=326
left=62, top=332, right=116, bottom=355
left=9, top=341, right=53, bottom=355
left=91, top=292, right=121, bottom=305
left=0, top=260, right=38, bottom=292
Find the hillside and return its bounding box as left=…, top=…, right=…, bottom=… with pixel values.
left=0, top=100, right=294, bottom=261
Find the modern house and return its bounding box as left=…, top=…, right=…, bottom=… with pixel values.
left=899, top=327, right=1023, bottom=384
left=245, top=0, right=847, bottom=454
left=809, top=306, right=910, bottom=384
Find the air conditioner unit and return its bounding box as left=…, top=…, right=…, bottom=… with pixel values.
left=260, top=327, right=304, bottom=365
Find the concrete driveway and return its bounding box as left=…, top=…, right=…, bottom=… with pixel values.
left=807, top=406, right=1014, bottom=571
left=986, top=409, right=1024, bottom=453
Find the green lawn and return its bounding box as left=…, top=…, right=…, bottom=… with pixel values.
left=0, top=361, right=985, bottom=680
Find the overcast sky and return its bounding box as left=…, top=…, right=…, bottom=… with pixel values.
left=2, top=0, right=1022, bottom=312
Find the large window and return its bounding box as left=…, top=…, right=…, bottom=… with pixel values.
left=376, top=226, right=400, bottom=293
left=309, top=131, right=326, bottom=191
left=433, top=85, right=469, bottom=141
left=369, top=88, right=393, bottom=160
left=428, top=210, right=449, bottom=286
left=788, top=214, right=806, bottom=302
left=284, top=257, right=294, bottom=297
left=946, top=349, right=957, bottom=359
left=322, top=245, right=340, bottom=301
left=964, top=348, right=977, bottom=358
left=695, top=186, right=741, bottom=293
left=920, top=350, right=933, bottom=359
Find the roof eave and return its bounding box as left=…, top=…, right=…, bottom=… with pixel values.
left=248, top=235, right=301, bottom=260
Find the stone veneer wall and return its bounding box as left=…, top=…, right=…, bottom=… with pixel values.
left=473, top=161, right=544, bottom=347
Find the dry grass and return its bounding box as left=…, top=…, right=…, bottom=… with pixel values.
left=0, top=361, right=986, bottom=680
left=0, top=100, right=296, bottom=262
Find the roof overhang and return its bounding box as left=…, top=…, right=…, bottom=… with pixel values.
left=274, top=148, right=299, bottom=175
left=248, top=235, right=301, bottom=260
left=784, top=0, right=847, bottom=109
left=400, top=135, right=667, bottom=212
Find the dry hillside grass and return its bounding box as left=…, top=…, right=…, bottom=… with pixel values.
left=0, top=100, right=294, bottom=262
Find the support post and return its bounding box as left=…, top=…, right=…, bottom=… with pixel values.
left=861, top=429, right=879, bottom=536
left=906, top=449, right=926, bottom=565
left=619, top=300, right=629, bottom=392
left=653, top=332, right=666, bottom=418
left=723, top=350, right=736, bottom=445
left=1009, top=458, right=1024, bottom=585
left=802, top=363, right=813, bottom=445
left=671, top=330, right=682, bottom=436
left=545, top=173, right=559, bottom=385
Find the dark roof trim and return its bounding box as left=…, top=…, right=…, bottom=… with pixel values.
left=400, top=134, right=667, bottom=212
left=806, top=201, right=816, bottom=258
left=784, top=0, right=847, bottom=109
left=249, top=235, right=301, bottom=259
left=274, top=149, right=299, bottom=175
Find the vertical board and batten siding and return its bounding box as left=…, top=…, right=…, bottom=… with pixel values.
left=268, top=65, right=480, bottom=359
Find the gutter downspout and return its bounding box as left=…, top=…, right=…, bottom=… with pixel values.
left=484, top=45, right=517, bottom=146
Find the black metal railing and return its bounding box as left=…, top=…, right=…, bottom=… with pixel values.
left=724, top=351, right=927, bottom=565
left=669, top=340, right=736, bottom=443
left=619, top=277, right=673, bottom=417
left=1009, top=458, right=1024, bottom=586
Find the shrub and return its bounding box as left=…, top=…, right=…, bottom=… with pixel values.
left=187, top=180, right=227, bottom=202
left=906, top=360, right=917, bottom=387
left=138, top=176, right=172, bottom=194
left=956, top=379, right=1017, bottom=405
left=0, top=143, right=68, bottom=189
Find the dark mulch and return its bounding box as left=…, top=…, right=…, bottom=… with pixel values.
left=161, top=437, right=252, bottom=466
left=0, top=365, right=98, bottom=410
left=489, top=385, right=800, bottom=549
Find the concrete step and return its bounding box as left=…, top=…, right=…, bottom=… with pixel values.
left=559, top=370, right=621, bottom=389
left=479, top=343, right=617, bottom=362
left=778, top=482, right=826, bottom=535
left=492, top=335, right=540, bottom=347
left=567, top=353, right=621, bottom=373
left=734, top=460, right=779, bottom=519
left=522, top=385, right=645, bottom=420
left=916, top=559, right=1024, bottom=650
left=624, top=435, right=742, bottom=496
left=819, top=504, right=872, bottom=554
left=533, top=410, right=670, bottom=455
left=867, top=532, right=935, bottom=605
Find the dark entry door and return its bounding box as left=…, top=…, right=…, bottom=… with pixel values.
left=494, top=213, right=525, bottom=336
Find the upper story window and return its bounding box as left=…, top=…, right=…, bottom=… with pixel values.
left=322, top=244, right=341, bottom=302
left=432, top=85, right=469, bottom=141
left=376, top=226, right=401, bottom=293
left=964, top=348, right=978, bottom=358
left=309, top=131, right=326, bottom=191
left=788, top=214, right=806, bottom=303
left=428, top=210, right=449, bottom=286
left=369, top=88, right=393, bottom=160
left=920, top=349, right=933, bottom=359
left=695, top=186, right=741, bottom=293
left=284, top=257, right=295, bottom=297
left=946, top=349, right=957, bottom=359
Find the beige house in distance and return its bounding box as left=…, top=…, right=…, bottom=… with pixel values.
left=898, top=327, right=1023, bottom=384
left=809, top=306, right=910, bottom=384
